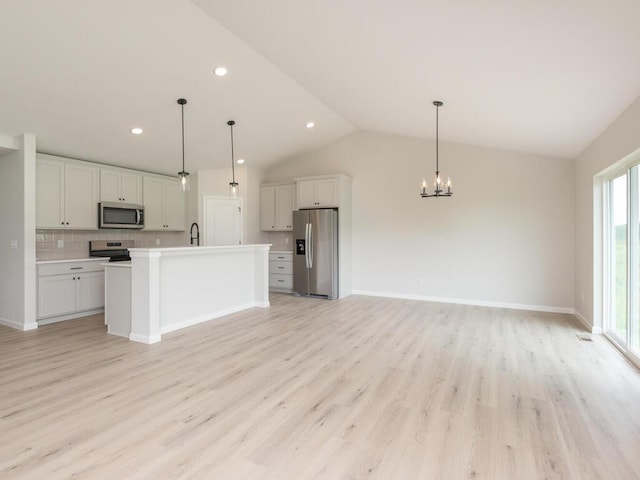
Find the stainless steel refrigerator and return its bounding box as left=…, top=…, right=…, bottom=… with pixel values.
left=293, top=209, right=338, bottom=299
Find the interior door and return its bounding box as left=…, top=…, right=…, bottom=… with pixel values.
left=203, top=196, right=242, bottom=246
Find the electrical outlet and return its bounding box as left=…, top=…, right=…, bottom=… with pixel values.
left=418, top=278, right=424, bottom=286
left=284, top=236, right=289, bottom=245
left=9, top=240, right=18, bottom=250
left=57, top=240, right=64, bottom=248
left=155, top=238, right=160, bottom=246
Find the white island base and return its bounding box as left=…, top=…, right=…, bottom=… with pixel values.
left=106, top=244, right=270, bottom=344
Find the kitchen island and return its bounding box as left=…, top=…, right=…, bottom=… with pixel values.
left=105, top=244, right=270, bottom=344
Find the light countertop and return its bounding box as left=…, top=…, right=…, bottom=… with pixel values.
left=103, top=261, right=131, bottom=268
left=36, top=258, right=104, bottom=265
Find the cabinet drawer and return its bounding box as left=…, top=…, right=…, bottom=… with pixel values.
left=269, top=273, right=293, bottom=289
left=269, top=252, right=292, bottom=262
left=270, top=261, right=293, bottom=275
left=38, top=260, right=105, bottom=276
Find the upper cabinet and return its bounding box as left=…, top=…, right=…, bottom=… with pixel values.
left=296, top=176, right=340, bottom=208
left=36, top=153, right=183, bottom=231
left=295, top=175, right=352, bottom=209
left=142, top=175, right=185, bottom=231
left=260, top=186, right=276, bottom=231
left=100, top=168, right=142, bottom=205
left=36, top=155, right=99, bottom=229
left=260, top=183, right=295, bottom=231
left=275, top=184, right=296, bottom=230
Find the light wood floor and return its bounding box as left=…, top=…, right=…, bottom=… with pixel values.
left=2, top=294, right=640, bottom=479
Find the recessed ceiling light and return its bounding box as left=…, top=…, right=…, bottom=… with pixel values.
left=130, top=127, right=143, bottom=135
left=237, top=158, right=245, bottom=164
left=306, top=122, right=315, bottom=129
left=214, top=66, right=228, bottom=77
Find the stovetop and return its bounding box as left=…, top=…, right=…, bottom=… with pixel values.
left=89, top=240, right=134, bottom=262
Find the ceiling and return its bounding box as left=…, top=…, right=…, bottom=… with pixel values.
left=2, top=1, right=640, bottom=176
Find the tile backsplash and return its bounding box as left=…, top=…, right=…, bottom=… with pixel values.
left=36, top=229, right=190, bottom=261
left=267, top=231, right=293, bottom=252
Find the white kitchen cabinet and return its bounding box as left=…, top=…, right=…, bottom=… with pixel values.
left=100, top=168, right=142, bottom=204
left=296, top=177, right=339, bottom=208
left=275, top=184, right=296, bottom=230
left=37, top=260, right=105, bottom=323
left=143, top=175, right=185, bottom=231
left=260, top=183, right=295, bottom=231
left=260, top=186, right=276, bottom=231
left=36, top=157, right=65, bottom=228
left=36, top=155, right=99, bottom=229
left=38, top=274, right=77, bottom=317
left=269, top=251, right=293, bottom=292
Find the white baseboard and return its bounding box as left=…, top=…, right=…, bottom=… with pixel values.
left=573, top=310, right=602, bottom=334
left=128, top=332, right=161, bottom=344
left=37, top=308, right=104, bottom=326
left=0, top=316, right=38, bottom=331
left=351, top=290, right=575, bottom=315
left=160, top=301, right=266, bottom=335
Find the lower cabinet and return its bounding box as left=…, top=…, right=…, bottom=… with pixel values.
left=269, top=251, right=293, bottom=292
left=37, top=260, right=105, bottom=323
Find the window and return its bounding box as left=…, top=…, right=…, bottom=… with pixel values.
left=605, top=167, right=640, bottom=362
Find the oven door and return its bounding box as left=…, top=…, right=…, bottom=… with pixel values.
left=99, top=202, right=144, bottom=229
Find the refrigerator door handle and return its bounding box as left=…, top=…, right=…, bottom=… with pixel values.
left=309, top=222, right=313, bottom=269
left=305, top=223, right=310, bottom=268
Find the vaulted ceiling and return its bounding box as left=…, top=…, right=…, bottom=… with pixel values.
left=2, top=0, right=639, bottom=176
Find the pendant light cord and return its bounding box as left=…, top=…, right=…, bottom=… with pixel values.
left=435, top=102, right=439, bottom=175
left=229, top=121, right=236, bottom=183
left=181, top=102, right=186, bottom=173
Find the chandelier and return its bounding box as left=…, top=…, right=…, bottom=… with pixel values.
left=421, top=101, right=452, bottom=198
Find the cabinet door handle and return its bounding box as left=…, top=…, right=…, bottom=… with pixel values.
left=70, top=267, right=82, bottom=270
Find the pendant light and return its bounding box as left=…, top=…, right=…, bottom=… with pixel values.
left=421, top=100, right=452, bottom=198
left=227, top=120, right=239, bottom=197
left=177, top=98, right=189, bottom=191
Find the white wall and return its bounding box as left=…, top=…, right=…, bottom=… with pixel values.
left=575, top=94, right=640, bottom=331
left=0, top=134, right=37, bottom=330
left=266, top=131, right=575, bottom=311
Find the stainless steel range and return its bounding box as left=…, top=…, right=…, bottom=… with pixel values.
left=89, top=240, right=134, bottom=262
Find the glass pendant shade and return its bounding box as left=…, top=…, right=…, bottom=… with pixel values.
left=179, top=171, right=190, bottom=191
left=229, top=181, right=239, bottom=198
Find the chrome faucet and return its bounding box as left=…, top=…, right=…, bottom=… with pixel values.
left=190, top=222, right=200, bottom=246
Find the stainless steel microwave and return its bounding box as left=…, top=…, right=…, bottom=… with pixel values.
left=99, top=202, right=144, bottom=229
